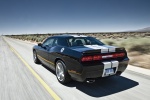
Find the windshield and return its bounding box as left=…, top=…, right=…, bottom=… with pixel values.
left=67, top=37, right=104, bottom=47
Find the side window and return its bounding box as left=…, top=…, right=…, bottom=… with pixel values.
left=53, top=38, right=69, bottom=47
left=42, top=38, right=54, bottom=47
left=53, top=38, right=58, bottom=46
left=74, top=38, right=86, bottom=46
left=86, top=39, right=91, bottom=45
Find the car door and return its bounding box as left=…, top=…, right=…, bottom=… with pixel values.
left=37, top=37, right=55, bottom=67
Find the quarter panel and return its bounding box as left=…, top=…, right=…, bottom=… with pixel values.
left=48, top=46, right=83, bottom=72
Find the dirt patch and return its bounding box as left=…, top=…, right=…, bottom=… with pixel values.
left=128, top=52, right=150, bottom=69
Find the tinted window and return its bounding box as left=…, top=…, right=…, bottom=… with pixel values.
left=42, top=38, right=55, bottom=47
left=53, top=38, right=69, bottom=47
left=67, top=37, right=104, bottom=47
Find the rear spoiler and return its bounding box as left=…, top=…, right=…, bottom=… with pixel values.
left=83, top=47, right=125, bottom=55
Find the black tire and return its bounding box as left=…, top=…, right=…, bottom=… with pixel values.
left=33, top=50, right=40, bottom=64
left=55, top=60, right=71, bottom=84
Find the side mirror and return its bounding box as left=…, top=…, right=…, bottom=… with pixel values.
left=38, top=43, right=42, bottom=46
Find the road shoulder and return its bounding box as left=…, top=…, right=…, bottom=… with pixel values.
left=127, top=65, right=150, bottom=76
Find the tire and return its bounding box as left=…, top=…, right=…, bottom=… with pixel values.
left=33, top=50, right=40, bottom=64
left=55, top=60, right=71, bottom=84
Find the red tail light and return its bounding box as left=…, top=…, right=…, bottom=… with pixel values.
left=93, top=55, right=102, bottom=60
left=113, top=53, right=125, bottom=58
left=118, top=53, right=125, bottom=57
left=81, top=56, right=93, bottom=62
left=81, top=53, right=125, bottom=62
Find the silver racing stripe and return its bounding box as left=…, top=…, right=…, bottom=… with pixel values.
left=92, top=45, right=109, bottom=53
left=84, top=45, right=108, bottom=53
left=102, top=60, right=119, bottom=77
left=103, top=45, right=117, bottom=52
left=84, top=45, right=117, bottom=53
left=111, top=60, right=119, bottom=74
left=111, top=60, right=119, bottom=68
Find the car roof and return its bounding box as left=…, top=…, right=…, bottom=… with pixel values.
left=51, top=34, right=88, bottom=38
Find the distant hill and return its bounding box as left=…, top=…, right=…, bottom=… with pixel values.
left=134, top=27, right=150, bottom=32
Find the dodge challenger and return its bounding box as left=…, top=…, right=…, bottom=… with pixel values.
left=33, top=35, right=129, bottom=84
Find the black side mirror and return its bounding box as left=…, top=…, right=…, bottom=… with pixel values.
left=38, top=43, right=42, bottom=46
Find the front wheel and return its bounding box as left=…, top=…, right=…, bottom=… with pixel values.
left=55, top=60, right=71, bottom=84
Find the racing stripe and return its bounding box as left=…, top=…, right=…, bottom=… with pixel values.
left=102, top=61, right=112, bottom=69
left=92, top=45, right=109, bottom=53
left=102, top=60, right=119, bottom=77
left=84, top=45, right=108, bottom=53
left=103, top=45, right=117, bottom=52
left=84, top=45, right=118, bottom=53
left=102, top=61, right=111, bottom=77
left=111, top=60, right=119, bottom=74
left=111, top=60, right=119, bottom=68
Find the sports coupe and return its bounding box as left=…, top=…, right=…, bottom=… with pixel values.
left=33, top=35, right=129, bottom=84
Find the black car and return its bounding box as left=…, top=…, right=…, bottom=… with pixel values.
left=33, top=35, right=129, bottom=84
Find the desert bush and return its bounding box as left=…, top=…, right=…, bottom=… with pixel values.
left=102, top=37, right=150, bottom=54
left=129, top=44, right=150, bottom=54
left=106, top=41, right=115, bottom=45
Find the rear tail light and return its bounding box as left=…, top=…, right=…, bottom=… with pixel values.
left=93, top=55, right=102, bottom=60
left=113, top=53, right=125, bottom=58
left=81, top=56, right=93, bottom=62
left=81, top=53, right=125, bottom=62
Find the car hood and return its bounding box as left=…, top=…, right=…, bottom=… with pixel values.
left=70, top=45, right=117, bottom=53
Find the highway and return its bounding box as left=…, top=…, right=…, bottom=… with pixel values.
left=1, top=36, right=150, bottom=100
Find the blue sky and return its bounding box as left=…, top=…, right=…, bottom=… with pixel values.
left=0, top=0, right=150, bottom=35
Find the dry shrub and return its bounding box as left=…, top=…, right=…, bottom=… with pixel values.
left=129, top=54, right=150, bottom=69
left=129, top=44, right=150, bottom=54
left=101, top=39, right=116, bottom=46
left=128, top=51, right=141, bottom=56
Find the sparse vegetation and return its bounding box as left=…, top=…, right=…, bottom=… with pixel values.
left=101, top=37, right=150, bottom=54
left=101, top=37, right=150, bottom=69
left=5, top=32, right=150, bottom=69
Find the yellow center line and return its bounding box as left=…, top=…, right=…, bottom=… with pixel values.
left=4, top=38, right=61, bottom=100
left=10, top=48, right=14, bottom=52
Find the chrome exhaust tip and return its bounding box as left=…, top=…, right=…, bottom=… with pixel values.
left=86, top=79, right=95, bottom=83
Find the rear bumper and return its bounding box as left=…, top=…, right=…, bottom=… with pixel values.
left=68, top=58, right=129, bottom=82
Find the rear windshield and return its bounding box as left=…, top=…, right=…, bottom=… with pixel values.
left=67, top=37, right=104, bottom=47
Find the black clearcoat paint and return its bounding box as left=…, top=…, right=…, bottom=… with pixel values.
left=33, top=35, right=129, bottom=82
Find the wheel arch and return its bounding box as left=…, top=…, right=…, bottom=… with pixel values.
left=54, top=57, right=69, bottom=70
left=55, top=58, right=65, bottom=65
left=55, top=57, right=71, bottom=83
left=33, top=49, right=36, bottom=52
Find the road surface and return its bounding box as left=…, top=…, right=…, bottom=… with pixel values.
left=0, top=37, right=53, bottom=100
left=1, top=36, right=150, bottom=100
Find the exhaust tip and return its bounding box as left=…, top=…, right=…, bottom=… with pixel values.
left=86, top=79, right=95, bottom=83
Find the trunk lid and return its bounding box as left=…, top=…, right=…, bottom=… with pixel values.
left=70, top=45, right=126, bottom=62
left=70, top=45, right=124, bottom=54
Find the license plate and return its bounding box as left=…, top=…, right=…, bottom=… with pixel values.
left=105, top=68, right=114, bottom=75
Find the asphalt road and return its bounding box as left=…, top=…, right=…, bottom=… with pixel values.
left=1, top=36, right=150, bottom=100
left=0, top=37, right=53, bottom=100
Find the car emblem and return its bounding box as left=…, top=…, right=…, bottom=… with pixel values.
left=61, top=48, right=65, bottom=52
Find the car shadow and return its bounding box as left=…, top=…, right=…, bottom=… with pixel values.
left=65, top=76, right=139, bottom=97
left=41, top=64, right=139, bottom=97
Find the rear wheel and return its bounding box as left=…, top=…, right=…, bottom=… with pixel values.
left=33, top=50, right=40, bottom=64
left=55, top=60, right=71, bottom=84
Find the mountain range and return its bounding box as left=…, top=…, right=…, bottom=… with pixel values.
left=133, top=27, right=150, bottom=32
